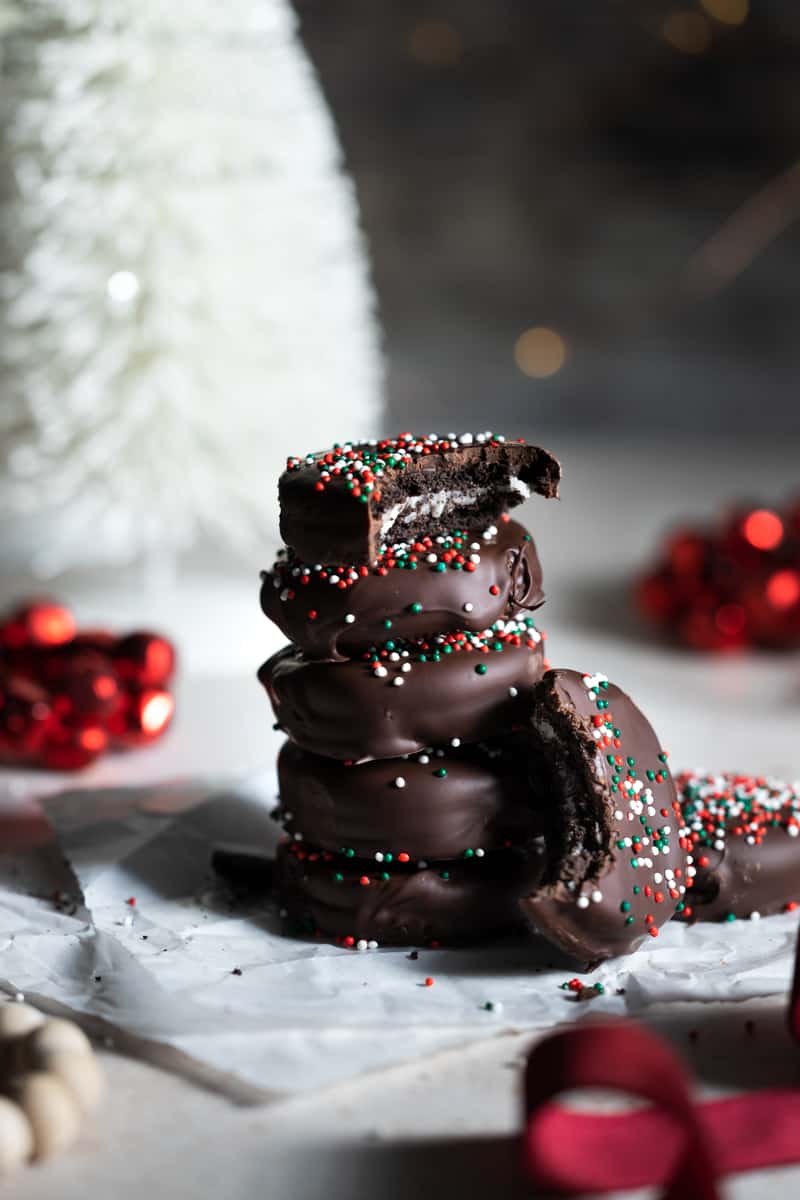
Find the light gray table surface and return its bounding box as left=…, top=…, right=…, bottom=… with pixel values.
left=2, top=432, right=800, bottom=1199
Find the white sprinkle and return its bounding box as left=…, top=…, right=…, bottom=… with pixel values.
left=475, top=848, right=485, bottom=858
left=375, top=852, right=384, bottom=862
left=418, top=755, right=430, bottom=765
left=123, top=914, right=133, bottom=927
left=459, top=433, right=473, bottom=445
left=418, top=860, right=428, bottom=869
left=750, top=911, right=761, bottom=921
left=375, top=666, right=388, bottom=678
left=469, top=554, right=481, bottom=564
left=293, top=832, right=303, bottom=841
left=653, top=873, right=663, bottom=884
left=389, top=652, right=400, bottom=662
left=590, top=890, right=603, bottom=903
left=393, top=677, right=404, bottom=687
left=508, top=687, right=519, bottom=698
left=280, top=588, right=289, bottom=602
left=463, top=602, right=474, bottom=613
left=329, top=575, right=340, bottom=584
left=394, top=776, right=406, bottom=789
left=576, top=896, right=590, bottom=909
left=402, top=662, right=412, bottom=673
left=14, top=993, right=24, bottom=1003
left=451, top=738, right=461, bottom=748
left=368, top=940, right=379, bottom=950
left=427, top=554, right=438, bottom=564
left=345, top=614, right=356, bottom=624
left=357, top=940, right=368, bottom=951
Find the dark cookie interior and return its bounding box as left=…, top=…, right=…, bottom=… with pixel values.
left=518, top=669, right=690, bottom=966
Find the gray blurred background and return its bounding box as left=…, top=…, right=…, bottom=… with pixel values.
left=297, top=0, right=800, bottom=436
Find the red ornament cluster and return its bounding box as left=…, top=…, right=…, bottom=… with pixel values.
left=0, top=600, right=176, bottom=770
left=635, top=501, right=800, bottom=650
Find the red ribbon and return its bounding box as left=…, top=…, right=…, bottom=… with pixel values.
left=524, top=926, right=800, bottom=1197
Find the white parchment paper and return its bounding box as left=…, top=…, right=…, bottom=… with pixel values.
left=1, top=775, right=797, bottom=1099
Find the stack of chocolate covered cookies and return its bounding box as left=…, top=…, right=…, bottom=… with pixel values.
left=259, top=433, right=561, bottom=948
left=257, top=432, right=799, bottom=966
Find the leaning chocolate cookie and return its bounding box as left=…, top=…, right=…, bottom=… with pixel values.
left=276, top=737, right=543, bottom=861
left=260, top=518, right=544, bottom=660
left=518, top=670, right=690, bottom=966
left=259, top=620, right=546, bottom=761
left=676, top=771, right=800, bottom=922
left=279, top=433, right=561, bottom=565
left=276, top=840, right=543, bottom=946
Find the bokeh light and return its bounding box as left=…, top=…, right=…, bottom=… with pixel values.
left=767, top=569, right=800, bottom=611
left=700, top=0, right=748, bottom=26
left=742, top=509, right=784, bottom=551
left=513, top=327, right=566, bottom=378
left=662, top=11, right=712, bottom=54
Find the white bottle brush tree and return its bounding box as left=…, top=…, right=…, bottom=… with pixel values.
left=0, top=0, right=382, bottom=575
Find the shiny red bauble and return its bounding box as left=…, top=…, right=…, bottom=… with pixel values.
left=0, top=602, right=176, bottom=770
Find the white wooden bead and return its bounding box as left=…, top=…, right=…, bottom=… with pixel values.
left=5, top=1073, right=81, bottom=1160
left=25, top=1051, right=104, bottom=1114
left=0, top=1096, right=33, bottom=1176
left=26, top=1019, right=92, bottom=1062
left=0, top=1003, right=44, bottom=1042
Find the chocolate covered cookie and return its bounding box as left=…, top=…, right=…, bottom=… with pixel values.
left=275, top=737, right=543, bottom=861
left=259, top=619, right=546, bottom=761
left=276, top=840, right=543, bottom=946
left=519, top=670, right=690, bottom=965
left=676, top=771, right=800, bottom=922
left=261, top=517, right=544, bottom=660
left=279, top=433, right=561, bottom=565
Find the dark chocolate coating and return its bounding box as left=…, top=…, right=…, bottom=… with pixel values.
left=276, top=737, right=543, bottom=860
left=519, top=669, right=689, bottom=966
left=276, top=841, right=544, bottom=945
left=279, top=435, right=561, bottom=565
left=258, top=628, right=546, bottom=762
left=260, top=519, right=544, bottom=661
left=676, top=772, right=800, bottom=921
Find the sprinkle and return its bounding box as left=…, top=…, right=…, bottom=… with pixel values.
left=475, top=663, right=488, bottom=675
left=394, top=776, right=406, bottom=789
left=345, top=614, right=356, bottom=624
left=423, top=977, right=434, bottom=987
left=463, top=603, right=474, bottom=613
left=508, top=686, right=518, bottom=698
left=483, top=1001, right=503, bottom=1013
left=393, top=677, right=404, bottom=687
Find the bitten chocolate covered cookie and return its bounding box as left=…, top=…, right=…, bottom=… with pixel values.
left=279, top=433, right=561, bottom=565
left=519, top=670, right=690, bottom=965
left=275, top=737, right=543, bottom=861
left=260, top=517, right=544, bottom=660
left=676, top=771, right=800, bottom=922
left=259, top=619, right=546, bottom=761
left=276, top=841, right=544, bottom=946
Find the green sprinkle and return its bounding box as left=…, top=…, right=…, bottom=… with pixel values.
left=384, top=853, right=393, bottom=863
left=410, top=602, right=423, bottom=614
left=625, top=915, right=635, bottom=925
left=381, top=872, right=390, bottom=881
left=440, top=871, right=450, bottom=881
left=435, top=562, right=446, bottom=573
left=464, top=848, right=475, bottom=858
left=383, top=618, right=393, bottom=630
left=435, top=768, right=448, bottom=778
left=724, top=912, right=737, bottom=923
left=620, top=901, right=631, bottom=913
left=344, top=848, right=355, bottom=858
left=633, top=886, right=641, bottom=895
left=593, top=982, right=605, bottom=994
left=627, top=757, right=635, bottom=767
left=334, top=872, right=343, bottom=882
left=475, top=663, right=488, bottom=675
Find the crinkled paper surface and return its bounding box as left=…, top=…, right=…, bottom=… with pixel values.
left=1, top=775, right=797, bottom=1098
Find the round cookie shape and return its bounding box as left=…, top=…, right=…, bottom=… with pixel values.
left=519, top=669, right=690, bottom=966
left=259, top=620, right=546, bottom=762
left=276, top=737, right=544, bottom=861
left=260, top=517, right=544, bottom=660
left=676, top=771, right=800, bottom=921
left=276, top=841, right=544, bottom=946
left=279, top=433, right=561, bottom=565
